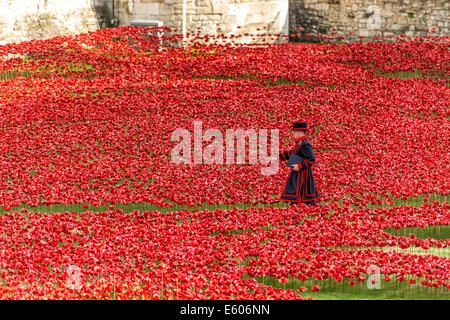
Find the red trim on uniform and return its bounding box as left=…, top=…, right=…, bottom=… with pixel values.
left=305, top=159, right=314, bottom=167
left=281, top=169, right=303, bottom=198
left=281, top=195, right=321, bottom=202
left=292, top=140, right=306, bottom=152
left=306, top=169, right=314, bottom=196
left=300, top=166, right=305, bottom=202
left=280, top=192, right=321, bottom=202
left=285, top=192, right=321, bottom=202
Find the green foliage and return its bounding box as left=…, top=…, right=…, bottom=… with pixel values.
left=251, top=274, right=449, bottom=300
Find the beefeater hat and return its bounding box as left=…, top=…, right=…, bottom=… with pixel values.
left=292, top=120, right=308, bottom=131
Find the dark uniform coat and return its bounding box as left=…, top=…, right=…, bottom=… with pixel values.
left=279, top=135, right=321, bottom=203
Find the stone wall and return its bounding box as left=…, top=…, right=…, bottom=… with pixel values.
left=106, top=0, right=290, bottom=44
left=110, top=0, right=448, bottom=43
left=0, top=0, right=98, bottom=45
left=0, top=0, right=448, bottom=45
left=290, top=0, right=449, bottom=41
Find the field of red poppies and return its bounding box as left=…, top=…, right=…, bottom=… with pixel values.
left=0, top=27, right=448, bottom=299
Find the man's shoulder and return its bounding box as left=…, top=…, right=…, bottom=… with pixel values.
left=297, top=138, right=312, bottom=147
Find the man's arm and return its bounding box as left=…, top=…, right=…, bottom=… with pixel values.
left=278, top=150, right=292, bottom=161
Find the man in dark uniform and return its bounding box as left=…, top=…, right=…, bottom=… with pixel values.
left=279, top=120, right=321, bottom=205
